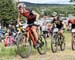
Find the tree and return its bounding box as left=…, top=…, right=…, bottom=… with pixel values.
left=70, top=0, right=75, bottom=2
left=0, top=0, right=18, bottom=26
left=0, top=0, right=17, bottom=19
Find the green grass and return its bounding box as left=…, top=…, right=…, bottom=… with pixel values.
left=0, top=44, right=17, bottom=56
left=0, top=32, right=69, bottom=55
left=0, top=31, right=75, bottom=60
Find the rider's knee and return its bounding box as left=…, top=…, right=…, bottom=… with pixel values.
left=31, top=26, right=37, bottom=31
left=31, top=28, right=36, bottom=32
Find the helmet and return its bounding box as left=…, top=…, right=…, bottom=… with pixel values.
left=17, top=3, right=26, bottom=9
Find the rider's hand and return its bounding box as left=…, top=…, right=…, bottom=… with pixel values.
left=18, top=22, right=23, bottom=26
left=18, top=23, right=23, bottom=27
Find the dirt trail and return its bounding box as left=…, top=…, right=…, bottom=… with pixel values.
left=1, top=49, right=75, bottom=60
left=0, top=33, right=75, bottom=60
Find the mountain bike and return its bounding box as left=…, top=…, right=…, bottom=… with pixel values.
left=51, top=28, right=65, bottom=53
left=16, top=24, right=47, bottom=58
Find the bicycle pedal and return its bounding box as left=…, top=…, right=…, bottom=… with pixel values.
left=34, top=43, right=42, bottom=48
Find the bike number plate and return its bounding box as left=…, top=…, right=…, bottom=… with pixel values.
left=72, top=29, right=75, bottom=32
left=53, top=28, right=59, bottom=32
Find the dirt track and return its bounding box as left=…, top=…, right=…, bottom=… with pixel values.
left=0, top=32, right=75, bottom=60
left=1, top=48, right=75, bottom=60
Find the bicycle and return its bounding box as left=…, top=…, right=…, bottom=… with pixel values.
left=71, top=29, right=75, bottom=50
left=51, top=28, right=65, bottom=53
left=16, top=24, right=47, bottom=58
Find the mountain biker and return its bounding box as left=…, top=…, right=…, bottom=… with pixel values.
left=17, top=3, right=40, bottom=48
left=68, top=17, right=75, bottom=30
left=51, top=14, right=64, bottom=38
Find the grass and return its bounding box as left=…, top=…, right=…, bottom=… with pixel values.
left=0, top=31, right=75, bottom=60
left=0, top=45, right=17, bottom=56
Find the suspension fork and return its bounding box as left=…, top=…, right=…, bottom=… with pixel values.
left=27, top=27, right=37, bottom=46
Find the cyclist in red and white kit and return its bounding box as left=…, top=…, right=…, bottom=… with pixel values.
left=68, top=17, right=75, bottom=29
left=17, top=3, right=40, bottom=48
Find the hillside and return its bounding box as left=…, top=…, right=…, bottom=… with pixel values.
left=20, top=2, right=73, bottom=7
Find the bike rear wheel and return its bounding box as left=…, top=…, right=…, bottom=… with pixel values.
left=37, top=35, right=47, bottom=55
left=16, top=33, right=32, bottom=58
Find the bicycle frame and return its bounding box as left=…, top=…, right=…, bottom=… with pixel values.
left=52, top=31, right=62, bottom=44
left=26, top=26, right=38, bottom=46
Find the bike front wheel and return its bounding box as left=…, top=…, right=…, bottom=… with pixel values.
left=51, top=34, right=58, bottom=53
left=72, top=40, right=75, bottom=50
left=60, top=36, right=65, bottom=51
left=16, top=33, right=32, bottom=58
left=72, top=33, right=75, bottom=50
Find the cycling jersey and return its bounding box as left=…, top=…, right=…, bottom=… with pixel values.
left=68, top=18, right=75, bottom=29
left=20, top=9, right=36, bottom=24
left=52, top=19, right=63, bottom=30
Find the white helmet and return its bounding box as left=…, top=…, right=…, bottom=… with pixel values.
left=17, top=3, right=26, bottom=8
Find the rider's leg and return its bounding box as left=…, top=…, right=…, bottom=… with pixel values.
left=22, top=30, right=28, bottom=46
left=31, top=26, right=43, bottom=48
left=23, top=35, right=27, bottom=46
left=31, top=26, right=38, bottom=41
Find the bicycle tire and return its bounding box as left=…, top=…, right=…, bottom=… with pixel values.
left=16, top=33, right=32, bottom=58
left=37, top=35, right=47, bottom=55
left=60, top=36, right=65, bottom=51
left=51, top=34, right=58, bottom=53
left=72, top=33, right=75, bottom=50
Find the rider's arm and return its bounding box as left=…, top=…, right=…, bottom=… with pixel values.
left=17, top=12, right=22, bottom=25
left=32, top=11, right=40, bottom=20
